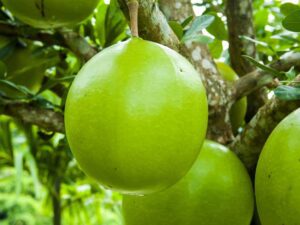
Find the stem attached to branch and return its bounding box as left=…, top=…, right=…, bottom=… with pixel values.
left=127, top=0, right=139, bottom=37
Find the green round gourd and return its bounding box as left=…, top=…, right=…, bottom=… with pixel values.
left=255, top=108, right=300, bottom=225
left=65, top=38, right=208, bottom=195
left=123, top=140, right=254, bottom=225
left=2, top=0, right=100, bottom=28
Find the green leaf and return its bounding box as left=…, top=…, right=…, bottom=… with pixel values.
left=0, top=120, right=13, bottom=157
left=278, top=35, right=300, bottom=44
left=242, top=55, right=284, bottom=78
left=38, top=75, right=75, bottom=94
left=14, top=150, right=24, bottom=195
left=181, top=16, right=194, bottom=28
left=0, top=38, right=17, bottom=60
left=0, top=79, right=34, bottom=98
left=25, top=153, right=41, bottom=198
left=95, top=0, right=127, bottom=47
left=184, top=34, right=213, bottom=44
left=169, top=21, right=184, bottom=39
left=208, top=39, right=223, bottom=59
left=0, top=60, right=7, bottom=79
left=274, top=85, right=300, bottom=101
left=280, top=3, right=300, bottom=16
left=240, top=35, right=276, bottom=55
left=282, top=10, right=300, bottom=32
left=285, top=66, right=297, bottom=80
left=182, top=15, right=215, bottom=42
left=206, top=13, right=228, bottom=40
left=254, top=8, right=269, bottom=29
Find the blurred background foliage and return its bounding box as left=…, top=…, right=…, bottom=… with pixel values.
left=0, top=0, right=299, bottom=224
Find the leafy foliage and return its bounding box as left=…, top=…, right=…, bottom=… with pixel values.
left=1, top=0, right=300, bottom=225
left=0, top=0, right=126, bottom=224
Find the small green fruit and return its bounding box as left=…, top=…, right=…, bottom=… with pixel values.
left=65, top=38, right=208, bottom=195
left=0, top=44, right=56, bottom=97
left=216, top=62, right=247, bottom=132
left=2, top=0, right=100, bottom=28
left=123, top=140, right=254, bottom=225
left=255, top=109, right=300, bottom=225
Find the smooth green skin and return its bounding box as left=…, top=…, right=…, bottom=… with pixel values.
left=123, top=140, right=254, bottom=225
left=2, top=0, right=100, bottom=28
left=65, top=38, right=208, bottom=195
left=255, top=109, right=300, bottom=225
left=216, top=62, right=247, bottom=132
left=0, top=45, right=51, bottom=97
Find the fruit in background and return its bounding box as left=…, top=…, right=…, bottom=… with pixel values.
left=123, top=140, right=254, bottom=225
left=2, top=0, right=100, bottom=29
left=65, top=38, right=208, bottom=195
left=255, top=108, right=300, bottom=225
left=0, top=36, right=11, bottom=49
left=6, top=48, right=46, bottom=92
left=216, top=62, right=247, bottom=132
left=0, top=43, right=58, bottom=98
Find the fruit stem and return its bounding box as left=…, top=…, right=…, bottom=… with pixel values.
left=127, top=0, right=139, bottom=37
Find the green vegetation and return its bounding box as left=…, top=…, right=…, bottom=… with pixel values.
left=1, top=0, right=300, bottom=225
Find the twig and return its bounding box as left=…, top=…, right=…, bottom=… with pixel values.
left=0, top=21, right=97, bottom=61
left=233, top=52, right=300, bottom=101
left=127, top=0, right=139, bottom=37
left=0, top=98, right=65, bottom=133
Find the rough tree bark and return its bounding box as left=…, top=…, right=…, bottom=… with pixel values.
left=118, top=0, right=180, bottom=50
left=226, top=0, right=267, bottom=120
left=231, top=96, right=300, bottom=175
left=0, top=98, right=64, bottom=133
left=131, top=0, right=234, bottom=143
left=226, top=0, right=256, bottom=74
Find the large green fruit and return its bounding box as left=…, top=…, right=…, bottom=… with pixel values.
left=65, top=38, right=208, bottom=195
left=2, top=0, right=100, bottom=28
left=123, top=140, right=254, bottom=225
left=216, top=62, right=247, bottom=132
left=255, top=108, right=300, bottom=225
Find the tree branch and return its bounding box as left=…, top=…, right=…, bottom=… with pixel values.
left=0, top=98, right=65, bottom=133
left=226, top=0, right=267, bottom=120
left=158, top=0, right=234, bottom=143
left=231, top=76, right=300, bottom=174
left=58, top=28, right=98, bottom=61
left=226, top=0, right=256, bottom=75
left=118, top=0, right=180, bottom=50
left=233, top=51, right=300, bottom=100
left=0, top=21, right=97, bottom=61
